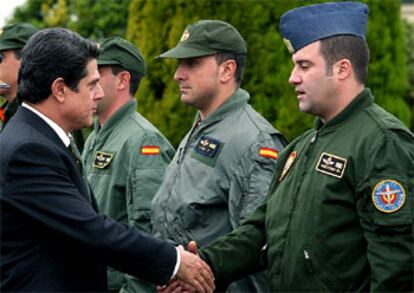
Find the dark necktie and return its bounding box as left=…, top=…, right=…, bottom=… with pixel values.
left=68, top=137, right=83, bottom=172
left=68, top=135, right=92, bottom=202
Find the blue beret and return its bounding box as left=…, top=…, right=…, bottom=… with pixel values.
left=279, top=1, right=368, bottom=53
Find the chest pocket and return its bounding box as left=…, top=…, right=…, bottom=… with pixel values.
left=191, top=135, right=224, bottom=167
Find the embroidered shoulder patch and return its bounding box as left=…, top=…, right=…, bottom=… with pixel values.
left=259, top=147, right=278, bottom=159
left=93, top=151, right=114, bottom=169
left=141, top=145, right=160, bottom=155
left=315, top=152, right=347, bottom=179
left=372, top=179, right=406, bottom=213
left=279, top=151, right=297, bottom=181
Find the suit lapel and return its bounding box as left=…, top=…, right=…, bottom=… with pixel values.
left=15, top=107, right=94, bottom=205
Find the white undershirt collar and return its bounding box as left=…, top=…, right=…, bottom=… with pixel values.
left=22, top=102, right=71, bottom=147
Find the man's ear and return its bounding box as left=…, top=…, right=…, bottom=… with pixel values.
left=51, top=78, right=66, bottom=103
left=117, top=71, right=130, bottom=91
left=219, top=59, right=237, bottom=83
left=334, top=59, right=352, bottom=81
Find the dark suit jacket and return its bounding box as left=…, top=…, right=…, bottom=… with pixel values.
left=0, top=107, right=177, bottom=292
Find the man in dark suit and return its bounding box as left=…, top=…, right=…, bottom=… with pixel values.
left=0, top=28, right=214, bottom=293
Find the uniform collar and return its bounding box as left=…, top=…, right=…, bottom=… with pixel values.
left=1, top=100, right=8, bottom=110
left=315, top=88, right=374, bottom=131
left=94, top=99, right=137, bottom=133
left=196, top=88, right=249, bottom=124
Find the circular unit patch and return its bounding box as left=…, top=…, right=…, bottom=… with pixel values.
left=372, top=179, right=406, bottom=213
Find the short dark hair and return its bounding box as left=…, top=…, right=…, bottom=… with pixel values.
left=319, top=35, right=370, bottom=84
left=13, top=49, right=22, bottom=60
left=17, top=28, right=99, bottom=104
left=214, top=52, right=246, bottom=86
left=109, top=65, right=143, bottom=96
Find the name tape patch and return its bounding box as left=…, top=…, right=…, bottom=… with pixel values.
left=316, top=152, right=347, bottom=179
left=194, top=136, right=221, bottom=158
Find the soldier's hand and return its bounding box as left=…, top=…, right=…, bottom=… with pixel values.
left=188, top=241, right=198, bottom=255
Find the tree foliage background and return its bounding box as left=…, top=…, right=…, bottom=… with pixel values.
left=7, top=0, right=412, bottom=146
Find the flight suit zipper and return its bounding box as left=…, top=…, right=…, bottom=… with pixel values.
left=304, top=249, right=313, bottom=274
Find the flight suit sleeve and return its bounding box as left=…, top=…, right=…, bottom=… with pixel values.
left=199, top=201, right=268, bottom=291
left=228, top=133, right=285, bottom=228
left=122, top=134, right=175, bottom=292
left=126, top=134, right=174, bottom=232
left=356, top=130, right=414, bottom=291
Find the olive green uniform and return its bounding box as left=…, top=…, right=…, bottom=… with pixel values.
left=200, top=89, right=414, bottom=292
left=82, top=99, right=175, bottom=292
left=152, top=88, right=287, bottom=292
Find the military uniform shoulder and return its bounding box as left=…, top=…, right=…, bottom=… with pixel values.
left=366, top=104, right=414, bottom=139
left=242, top=104, right=281, bottom=135
left=128, top=111, right=172, bottom=143
left=125, top=111, right=155, bottom=135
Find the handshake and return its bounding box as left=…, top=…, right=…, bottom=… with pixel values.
left=161, top=241, right=215, bottom=293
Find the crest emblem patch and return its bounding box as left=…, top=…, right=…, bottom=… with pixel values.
left=316, top=152, right=347, bottom=179
left=372, top=179, right=406, bottom=213
left=283, top=38, right=294, bottom=53
left=180, top=29, right=190, bottom=41
left=279, top=151, right=297, bottom=181
left=93, top=151, right=114, bottom=169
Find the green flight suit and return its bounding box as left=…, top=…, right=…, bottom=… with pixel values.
left=199, top=88, right=414, bottom=292
left=152, top=88, right=287, bottom=292
left=82, top=99, right=175, bottom=292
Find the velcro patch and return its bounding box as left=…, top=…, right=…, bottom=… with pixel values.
left=315, top=152, right=347, bottom=178
left=93, top=151, right=114, bottom=169
left=141, top=146, right=160, bottom=155
left=194, top=136, right=221, bottom=158
left=372, top=179, right=406, bottom=213
left=191, top=136, right=223, bottom=167
left=259, top=147, right=278, bottom=159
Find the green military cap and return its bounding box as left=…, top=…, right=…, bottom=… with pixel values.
left=97, top=36, right=146, bottom=76
left=0, top=23, right=39, bottom=51
left=157, top=19, right=247, bottom=59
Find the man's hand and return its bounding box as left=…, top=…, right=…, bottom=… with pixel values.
left=157, top=278, right=195, bottom=293
left=175, top=245, right=215, bottom=293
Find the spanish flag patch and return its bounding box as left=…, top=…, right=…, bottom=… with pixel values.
left=141, top=146, right=160, bottom=155
left=259, top=147, right=278, bottom=159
